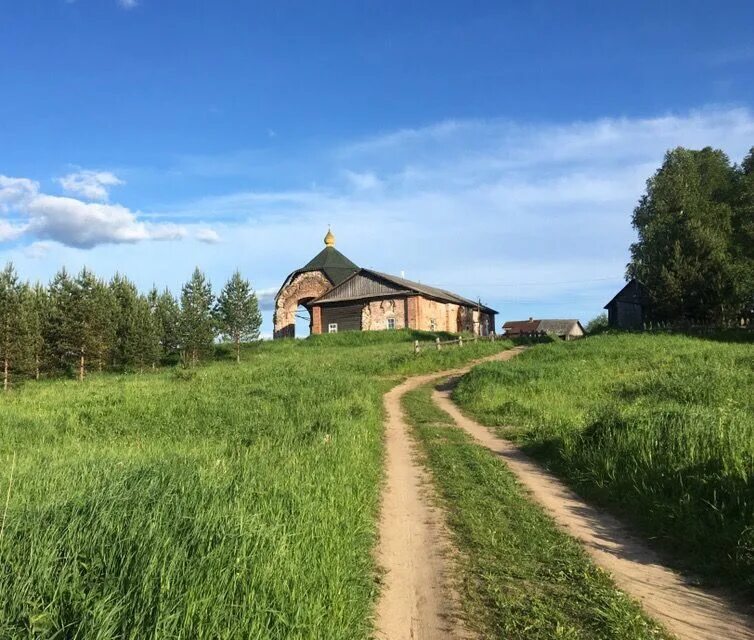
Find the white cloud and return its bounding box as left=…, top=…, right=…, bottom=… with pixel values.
left=57, top=169, right=124, bottom=201
left=26, top=195, right=185, bottom=248
left=0, top=176, right=39, bottom=211
left=0, top=174, right=186, bottom=248
left=195, top=228, right=221, bottom=244
left=0, top=220, right=27, bottom=242
left=118, top=0, right=138, bottom=9
left=343, top=170, right=382, bottom=190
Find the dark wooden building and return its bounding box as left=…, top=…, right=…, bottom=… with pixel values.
left=604, top=279, right=649, bottom=330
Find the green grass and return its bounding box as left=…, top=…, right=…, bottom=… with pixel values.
left=454, top=333, right=754, bottom=595
left=402, top=384, right=669, bottom=639
left=0, top=331, right=511, bottom=639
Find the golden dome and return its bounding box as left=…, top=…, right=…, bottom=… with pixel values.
left=324, top=227, right=336, bottom=247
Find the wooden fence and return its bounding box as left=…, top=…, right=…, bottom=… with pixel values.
left=413, top=334, right=498, bottom=354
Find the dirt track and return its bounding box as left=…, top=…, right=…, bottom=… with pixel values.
left=374, top=348, right=525, bottom=640
left=433, top=384, right=754, bottom=640
left=375, top=345, right=754, bottom=640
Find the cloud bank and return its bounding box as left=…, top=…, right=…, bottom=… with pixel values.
left=0, top=171, right=189, bottom=249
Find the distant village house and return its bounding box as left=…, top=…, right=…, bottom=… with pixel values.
left=502, top=318, right=585, bottom=340
left=274, top=230, right=497, bottom=338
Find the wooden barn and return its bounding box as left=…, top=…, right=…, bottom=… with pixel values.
left=273, top=230, right=497, bottom=338
left=604, top=279, right=649, bottom=330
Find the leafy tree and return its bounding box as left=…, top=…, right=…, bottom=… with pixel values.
left=733, top=147, right=754, bottom=316
left=585, top=312, right=609, bottom=334
left=0, top=264, right=27, bottom=390
left=214, top=270, right=263, bottom=362
left=628, top=147, right=742, bottom=322
left=179, top=268, right=215, bottom=366
left=151, top=286, right=181, bottom=363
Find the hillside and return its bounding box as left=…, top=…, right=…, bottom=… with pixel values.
left=0, top=332, right=509, bottom=639
left=454, top=333, right=754, bottom=595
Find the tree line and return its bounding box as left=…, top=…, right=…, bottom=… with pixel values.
left=628, top=146, right=754, bottom=324
left=0, top=265, right=262, bottom=390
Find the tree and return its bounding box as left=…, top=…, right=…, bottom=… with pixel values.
left=48, top=268, right=115, bottom=381
left=23, top=282, right=49, bottom=380
left=585, top=312, right=609, bottom=334
left=628, top=147, right=742, bottom=323
left=179, top=268, right=215, bottom=366
left=151, top=287, right=181, bottom=363
left=214, top=270, right=262, bottom=362
left=0, top=264, right=27, bottom=390
left=133, top=294, right=161, bottom=371
left=733, top=147, right=754, bottom=315
left=110, top=273, right=141, bottom=369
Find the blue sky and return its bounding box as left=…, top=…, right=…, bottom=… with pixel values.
left=2, top=1, right=754, bottom=335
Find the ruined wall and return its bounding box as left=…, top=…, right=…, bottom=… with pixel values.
left=273, top=271, right=332, bottom=338
left=361, top=298, right=407, bottom=331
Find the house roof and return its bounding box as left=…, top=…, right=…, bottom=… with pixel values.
left=537, top=319, right=585, bottom=335
left=299, top=246, right=360, bottom=286
left=313, top=268, right=497, bottom=313
left=503, top=318, right=584, bottom=335
left=604, top=278, right=649, bottom=309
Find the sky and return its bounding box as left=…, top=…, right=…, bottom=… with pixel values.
left=2, top=1, right=754, bottom=336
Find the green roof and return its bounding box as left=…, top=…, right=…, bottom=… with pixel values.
left=298, top=246, right=359, bottom=285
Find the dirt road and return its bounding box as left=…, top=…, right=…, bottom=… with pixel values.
left=374, top=347, right=526, bottom=640
left=433, top=383, right=754, bottom=640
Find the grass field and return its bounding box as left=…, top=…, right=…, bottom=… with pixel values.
left=402, top=383, right=669, bottom=639
left=0, top=331, right=509, bottom=639
left=454, top=333, right=754, bottom=595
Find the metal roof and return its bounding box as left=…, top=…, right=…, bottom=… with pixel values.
left=313, top=268, right=497, bottom=313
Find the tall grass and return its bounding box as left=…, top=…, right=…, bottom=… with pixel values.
left=454, top=333, right=754, bottom=594
left=0, top=332, right=510, bottom=639
left=402, top=384, right=668, bottom=639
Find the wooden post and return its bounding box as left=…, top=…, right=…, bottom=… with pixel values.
left=436, top=337, right=441, bottom=351
left=414, top=340, right=420, bottom=355
left=458, top=336, right=463, bottom=347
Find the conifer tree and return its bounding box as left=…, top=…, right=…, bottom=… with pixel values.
left=214, top=270, right=262, bottom=362
left=23, top=282, right=48, bottom=380
left=48, top=268, right=115, bottom=380
left=133, top=294, right=161, bottom=371
left=110, top=273, right=140, bottom=368
left=179, top=268, right=215, bottom=366
left=0, top=263, right=27, bottom=391
left=151, top=286, right=181, bottom=363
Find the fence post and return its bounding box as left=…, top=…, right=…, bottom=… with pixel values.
left=414, top=340, right=420, bottom=355
left=436, top=337, right=441, bottom=351
left=458, top=336, right=463, bottom=348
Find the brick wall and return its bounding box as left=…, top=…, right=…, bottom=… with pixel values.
left=362, top=298, right=407, bottom=330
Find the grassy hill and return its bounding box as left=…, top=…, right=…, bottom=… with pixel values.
left=0, top=331, right=509, bottom=639
left=454, top=333, right=754, bottom=595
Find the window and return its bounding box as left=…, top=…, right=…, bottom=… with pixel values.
left=387, top=317, right=396, bottom=330
left=328, top=323, right=338, bottom=333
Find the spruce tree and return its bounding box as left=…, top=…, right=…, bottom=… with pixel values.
left=179, top=268, right=215, bottom=366
left=214, top=270, right=262, bottom=362
left=0, top=263, right=27, bottom=390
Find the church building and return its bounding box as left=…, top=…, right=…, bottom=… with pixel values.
left=273, top=230, right=497, bottom=338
